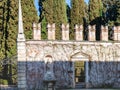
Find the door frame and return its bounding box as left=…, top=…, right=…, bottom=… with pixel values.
left=71, top=52, right=90, bottom=88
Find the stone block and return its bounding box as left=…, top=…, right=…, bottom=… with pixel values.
left=62, top=24, right=69, bottom=40
left=75, top=25, right=83, bottom=41
left=47, top=23, right=56, bottom=40
left=18, top=69, right=26, bottom=73
left=101, top=26, right=108, bottom=41
left=33, top=23, right=41, bottom=40
left=18, top=73, right=26, bottom=77
left=88, top=25, right=96, bottom=41
left=18, top=80, right=26, bottom=85
left=18, top=85, right=26, bottom=89
left=18, top=77, right=26, bottom=81
left=18, top=62, right=26, bottom=66
left=118, top=63, right=120, bottom=71
left=117, top=26, right=120, bottom=41
left=114, top=26, right=118, bottom=41
left=18, top=87, right=26, bottom=90
left=17, top=42, right=26, bottom=46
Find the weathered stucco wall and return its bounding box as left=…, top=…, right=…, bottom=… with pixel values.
left=25, top=41, right=120, bottom=89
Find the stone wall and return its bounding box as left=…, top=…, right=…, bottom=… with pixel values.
left=25, top=41, right=120, bottom=89
left=89, top=62, right=120, bottom=88
left=17, top=0, right=120, bottom=89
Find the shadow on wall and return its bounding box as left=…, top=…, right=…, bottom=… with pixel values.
left=18, top=61, right=120, bottom=90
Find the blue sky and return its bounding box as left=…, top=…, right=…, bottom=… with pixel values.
left=34, top=0, right=89, bottom=15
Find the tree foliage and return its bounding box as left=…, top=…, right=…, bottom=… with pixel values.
left=89, top=0, right=103, bottom=25
left=0, top=0, right=38, bottom=85
left=116, top=0, right=120, bottom=25
left=102, top=0, right=120, bottom=25
left=39, top=0, right=67, bottom=40
left=0, top=0, right=38, bottom=59
left=53, top=0, right=67, bottom=39
left=41, top=0, right=54, bottom=23
left=70, top=0, right=85, bottom=39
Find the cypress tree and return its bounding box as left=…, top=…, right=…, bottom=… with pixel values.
left=89, top=0, right=103, bottom=40
left=0, top=0, right=38, bottom=59
left=41, top=17, right=47, bottom=39
left=40, top=0, right=67, bottom=39
left=41, top=0, right=54, bottom=23
left=78, top=0, right=85, bottom=24
left=66, top=4, right=71, bottom=23
left=0, top=0, right=6, bottom=60
left=116, top=0, right=120, bottom=25
left=89, top=0, right=103, bottom=25
left=70, top=0, right=85, bottom=39
left=21, top=0, right=38, bottom=39
left=0, top=0, right=38, bottom=84
left=53, top=0, right=67, bottom=39
left=40, top=0, right=54, bottom=40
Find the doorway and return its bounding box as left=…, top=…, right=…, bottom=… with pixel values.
left=71, top=52, right=89, bottom=88
left=75, top=61, right=85, bottom=83
left=74, top=61, right=85, bottom=88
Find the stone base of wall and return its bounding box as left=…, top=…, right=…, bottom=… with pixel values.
left=26, top=61, right=45, bottom=90
left=53, top=61, right=73, bottom=88
left=89, top=61, right=120, bottom=88
left=25, top=61, right=120, bottom=89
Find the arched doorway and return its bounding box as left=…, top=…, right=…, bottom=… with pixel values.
left=71, top=52, right=90, bottom=88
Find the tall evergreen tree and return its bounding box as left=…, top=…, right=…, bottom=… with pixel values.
left=89, top=0, right=103, bottom=25
left=0, top=0, right=38, bottom=84
left=53, top=0, right=67, bottom=39
left=116, top=0, right=120, bottom=25
left=66, top=4, right=71, bottom=23
left=41, top=0, right=54, bottom=23
left=89, top=0, right=103, bottom=40
left=70, top=0, right=85, bottom=39
left=0, top=0, right=38, bottom=59
left=21, top=0, right=38, bottom=39
left=40, top=0, right=67, bottom=39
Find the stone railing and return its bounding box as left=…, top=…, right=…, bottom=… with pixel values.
left=32, top=23, right=120, bottom=41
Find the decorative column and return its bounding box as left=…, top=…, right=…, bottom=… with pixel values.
left=62, top=24, right=69, bottom=40
left=88, top=25, right=96, bottom=41
left=33, top=23, right=41, bottom=40
left=17, top=0, right=26, bottom=90
left=101, top=25, right=108, bottom=41
left=75, top=25, right=83, bottom=41
left=47, top=23, right=55, bottom=40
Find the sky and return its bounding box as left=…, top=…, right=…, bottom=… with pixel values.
left=34, top=0, right=89, bottom=16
